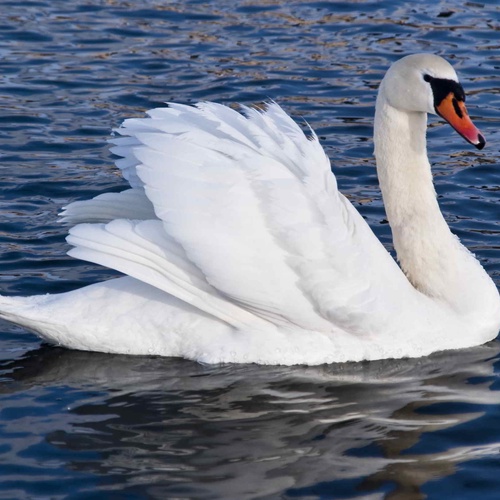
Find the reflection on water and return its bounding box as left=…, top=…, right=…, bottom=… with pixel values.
left=2, top=343, right=500, bottom=499
left=2, top=0, right=500, bottom=498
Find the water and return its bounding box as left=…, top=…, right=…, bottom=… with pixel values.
left=1, top=1, right=500, bottom=498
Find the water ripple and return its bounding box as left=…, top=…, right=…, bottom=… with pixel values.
left=1, top=1, right=500, bottom=499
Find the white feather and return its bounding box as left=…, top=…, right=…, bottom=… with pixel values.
left=60, top=189, right=155, bottom=224
left=66, top=219, right=272, bottom=331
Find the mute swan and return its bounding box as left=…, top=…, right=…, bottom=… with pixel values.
left=1, top=54, right=499, bottom=365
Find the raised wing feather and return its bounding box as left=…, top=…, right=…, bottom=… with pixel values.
left=68, top=102, right=416, bottom=336
left=60, top=188, right=156, bottom=224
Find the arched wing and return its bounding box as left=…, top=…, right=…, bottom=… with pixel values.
left=68, top=102, right=416, bottom=335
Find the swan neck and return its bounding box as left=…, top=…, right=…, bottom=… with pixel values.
left=374, top=94, right=436, bottom=231
left=373, top=92, right=498, bottom=314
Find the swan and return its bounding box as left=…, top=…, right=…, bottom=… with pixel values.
left=1, top=53, right=499, bottom=365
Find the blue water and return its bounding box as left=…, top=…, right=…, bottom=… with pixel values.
left=1, top=1, right=500, bottom=498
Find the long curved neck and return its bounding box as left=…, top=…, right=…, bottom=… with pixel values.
left=373, top=90, right=498, bottom=314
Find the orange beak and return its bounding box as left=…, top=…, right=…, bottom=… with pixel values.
left=436, top=93, right=485, bottom=150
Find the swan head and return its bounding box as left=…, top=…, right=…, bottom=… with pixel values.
left=380, top=53, right=485, bottom=149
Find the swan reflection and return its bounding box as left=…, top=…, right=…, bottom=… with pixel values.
left=2, top=342, right=500, bottom=498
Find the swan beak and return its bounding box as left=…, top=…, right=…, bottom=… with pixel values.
left=436, top=93, right=486, bottom=150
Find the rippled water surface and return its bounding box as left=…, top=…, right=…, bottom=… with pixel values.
left=1, top=1, right=500, bottom=498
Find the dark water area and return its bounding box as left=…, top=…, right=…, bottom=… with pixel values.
left=1, top=1, right=500, bottom=498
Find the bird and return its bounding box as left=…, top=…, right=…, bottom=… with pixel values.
left=1, top=53, right=499, bottom=365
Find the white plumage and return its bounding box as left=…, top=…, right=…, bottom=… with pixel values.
left=1, top=54, right=499, bottom=364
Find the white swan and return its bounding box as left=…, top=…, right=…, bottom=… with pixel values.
left=1, top=54, right=499, bottom=365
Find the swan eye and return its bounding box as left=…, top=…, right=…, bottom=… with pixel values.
left=423, top=74, right=432, bottom=82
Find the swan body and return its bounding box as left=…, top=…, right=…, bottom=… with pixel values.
left=1, top=54, right=499, bottom=365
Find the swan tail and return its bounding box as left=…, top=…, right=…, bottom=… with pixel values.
left=0, top=293, right=62, bottom=343
left=0, top=295, right=29, bottom=323
left=0, top=277, right=240, bottom=356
